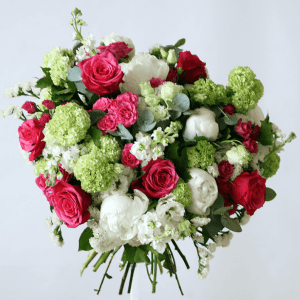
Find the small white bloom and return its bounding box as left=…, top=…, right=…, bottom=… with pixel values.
left=20, top=81, right=31, bottom=92
left=148, top=43, right=163, bottom=53
left=76, top=46, right=88, bottom=62
left=13, top=107, right=23, bottom=120
left=12, top=83, right=20, bottom=97
left=33, top=88, right=41, bottom=95
left=183, top=107, right=219, bottom=142
left=191, top=217, right=211, bottom=227
left=49, top=231, right=64, bottom=247
left=207, top=163, right=219, bottom=178
left=230, top=163, right=243, bottom=181
left=207, top=243, right=217, bottom=253
left=186, top=168, right=218, bottom=215
left=30, top=79, right=38, bottom=88
left=0, top=109, right=5, bottom=118
left=4, top=104, right=15, bottom=117
left=192, top=234, right=204, bottom=243
left=3, top=88, right=14, bottom=98
left=240, top=212, right=251, bottom=226
left=88, top=205, right=100, bottom=222
left=45, top=217, right=53, bottom=228
left=52, top=211, right=63, bottom=226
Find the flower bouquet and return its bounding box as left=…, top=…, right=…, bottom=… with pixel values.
left=1, top=8, right=296, bottom=296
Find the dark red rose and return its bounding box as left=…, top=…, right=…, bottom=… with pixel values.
left=223, top=104, right=236, bottom=115
left=166, top=68, right=178, bottom=83
left=250, top=125, right=261, bottom=140
left=177, top=51, right=207, bottom=84
left=18, top=119, right=46, bottom=161
left=242, top=139, right=258, bottom=153
left=42, top=100, right=55, bottom=109
left=52, top=181, right=92, bottom=228
left=78, top=51, right=124, bottom=96
left=131, top=158, right=179, bottom=198
left=97, top=41, right=133, bottom=61
left=216, top=177, right=232, bottom=200
left=22, top=101, right=36, bottom=113
left=39, top=113, right=51, bottom=126
left=230, top=170, right=266, bottom=216
left=150, top=77, right=165, bottom=88
left=218, top=161, right=234, bottom=181
left=235, top=118, right=253, bottom=139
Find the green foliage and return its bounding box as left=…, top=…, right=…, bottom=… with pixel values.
left=258, top=114, right=275, bottom=146
left=265, top=187, right=277, bottom=201
left=78, top=227, right=93, bottom=251
left=88, top=110, right=107, bottom=125
left=87, top=127, right=103, bottom=149
left=172, top=94, right=190, bottom=112
left=68, top=66, right=82, bottom=82
left=221, top=213, right=242, bottom=232
left=73, top=41, right=83, bottom=55
left=109, top=124, right=133, bottom=140
left=136, top=110, right=156, bottom=132
left=175, top=38, right=186, bottom=47
left=36, top=68, right=53, bottom=89
left=263, top=152, right=280, bottom=179
left=122, top=245, right=150, bottom=264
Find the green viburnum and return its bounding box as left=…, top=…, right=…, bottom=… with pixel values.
left=177, top=220, right=196, bottom=239
left=44, top=103, right=91, bottom=147
left=187, top=140, right=216, bottom=169
left=226, top=144, right=252, bottom=166
left=262, top=152, right=280, bottom=179
left=172, top=178, right=192, bottom=207
left=34, top=158, right=48, bottom=176
left=73, top=151, right=120, bottom=193
left=190, top=78, right=229, bottom=106
left=144, top=94, right=161, bottom=107
left=39, top=88, right=52, bottom=111
left=139, top=82, right=155, bottom=97
left=160, top=82, right=183, bottom=102
left=228, top=66, right=264, bottom=114
left=42, top=47, right=75, bottom=86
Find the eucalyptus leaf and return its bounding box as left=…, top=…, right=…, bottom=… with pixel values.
left=183, top=110, right=193, bottom=115
left=68, top=66, right=82, bottom=82
left=74, top=81, right=87, bottom=94
left=266, top=187, right=277, bottom=201
left=221, top=215, right=242, bottom=232
left=137, top=121, right=157, bottom=132
left=172, top=94, right=190, bottom=112
left=217, top=117, right=227, bottom=131
left=137, top=110, right=155, bottom=125
left=212, top=206, right=233, bottom=215
left=88, top=110, right=106, bottom=125
left=110, top=124, right=133, bottom=140
left=169, top=110, right=182, bottom=120
left=85, top=90, right=96, bottom=100
left=156, top=119, right=171, bottom=131
left=224, top=114, right=238, bottom=126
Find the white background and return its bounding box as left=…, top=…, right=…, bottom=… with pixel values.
left=0, top=0, right=300, bottom=299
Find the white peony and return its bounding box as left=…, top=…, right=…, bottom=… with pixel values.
left=120, top=53, right=169, bottom=95
left=101, top=32, right=135, bottom=59
left=183, top=107, right=219, bottom=142
left=186, top=168, right=218, bottom=215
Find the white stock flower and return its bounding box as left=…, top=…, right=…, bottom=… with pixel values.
left=183, top=107, right=219, bottom=142
left=45, top=217, right=53, bottom=228
left=49, top=231, right=64, bottom=247
left=52, top=211, right=63, bottom=226
left=100, top=190, right=149, bottom=241
left=240, top=212, right=251, bottom=226
left=0, top=110, right=5, bottom=118
left=13, top=107, right=23, bottom=120
left=186, top=168, right=218, bottom=215
left=120, top=53, right=169, bottom=95
left=101, top=32, right=135, bottom=59
left=3, top=88, right=14, bottom=98
left=191, top=217, right=211, bottom=227
left=20, top=81, right=31, bottom=92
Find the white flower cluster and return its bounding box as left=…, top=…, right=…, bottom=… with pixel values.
left=75, top=33, right=100, bottom=62
left=191, top=217, right=211, bottom=227
left=0, top=104, right=23, bottom=120
left=46, top=211, right=64, bottom=247
left=213, top=232, right=234, bottom=247
left=3, top=79, right=40, bottom=98
left=207, top=163, right=219, bottom=178
left=197, top=247, right=214, bottom=279
left=49, top=230, right=64, bottom=247
left=240, top=212, right=251, bottom=226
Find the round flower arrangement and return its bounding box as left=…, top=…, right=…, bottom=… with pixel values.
left=1, top=8, right=296, bottom=296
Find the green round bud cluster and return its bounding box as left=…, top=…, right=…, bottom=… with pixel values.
left=44, top=103, right=91, bottom=147
left=190, top=78, right=229, bottom=106
left=42, top=47, right=75, bottom=86
left=172, top=178, right=192, bottom=207
left=34, top=158, right=48, bottom=176
left=262, top=152, right=280, bottom=179
left=187, top=140, right=216, bottom=169
left=228, top=66, right=264, bottom=114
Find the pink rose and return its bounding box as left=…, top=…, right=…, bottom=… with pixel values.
left=97, top=41, right=133, bottom=61
left=108, top=96, right=139, bottom=128
left=42, top=100, right=55, bottom=109
left=52, top=181, right=92, bottom=228
left=18, top=119, right=46, bottom=161
left=235, top=118, right=252, bottom=139
left=131, top=158, right=179, bottom=198
left=78, top=51, right=124, bottom=96
left=121, top=143, right=142, bottom=169
left=21, top=101, right=36, bottom=113
left=39, top=113, right=51, bottom=126
left=97, top=114, right=118, bottom=134
left=93, top=97, right=112, bottom=111
left=242, top=139, right=258, bottom=153
left=223, top=104, right=236, bottom=115
left=150, top=77, right=165, bottom=88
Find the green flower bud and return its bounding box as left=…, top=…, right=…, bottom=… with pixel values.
left=160, top=48, right=168, bottom=59
left=177, top=67, right=183, bottom=75
left=167, top=49, right=177, bottom=64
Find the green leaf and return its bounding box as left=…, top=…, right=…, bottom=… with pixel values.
left=210, top=193, right=225, bottom=211
left=221, top=215, right=242, bottom=232
left=137, top=110, right=155, bottom=125
left=212, top=206, right=233, bottom=215
left=223, top=115, right=237, bottom=126
left=74, top=81, right=87, bottom=94
left=73, top=41, right=83, bottom=55
left=183, top=110, right=193, bottom=115
left=137, top=121, right=157, bottom=132
left=156, top=119, right=171, bottom=131
left=50, top=205, right=54, bottom=213
left=134, top=247, right=150, bottom=263
left=88, top=110, right=106, bottom=125
left=258, top=114, right=274, bottom=145
left=169, top=110, right=182, bottom=120
left=36, top=68, right=53, bottom=89
left=105, top=274, right=112, bottom=279
left=175, top=38, right=186, bottom=47
left=110, top=124, right=133, bottom=140
left=172, top=94, right=190, bottom=112
left=68, top=66, right=82, bottom=82
left=78, top=227, right=93, bottom=251
left=202, top=214, right=224, bottom=238
left=266, top=187, right=277, bottom=201
left=87, top=127, right=103, bottom=148
left=217, top=117, right=227, bottom=131
left=88, top=93, right=100, bottom=106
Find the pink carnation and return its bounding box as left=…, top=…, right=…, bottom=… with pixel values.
left=93, top=97, right=112, bottom=111
left=97, top=41, right=133, bottom=61
left=39, top=113, right=51, bottom=126
left=42, top=100, right=55, bottom=109
left=121, top=143, right=142, bottom=169
left=22, top=101, right=36, bottom=113
left=97, top=114, right=118, bottom=134
left=150, top=77, right=165, bottom=88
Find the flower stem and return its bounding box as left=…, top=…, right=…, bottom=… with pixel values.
left=152, top=256, right=158, bottom=293
left=151, top=252, right=154, bottom=274
left=80, top=249, right=98, bottom=276
left=127, top=262, right=136, bottom=294
left=119, top=262, right=131, bottom=295
left=171, top=239, right=190, bottom=269
left=95, top=246, right=120, bottom=295
left=145, top=263, right=153, bottom=284
left=93, top=250, right=112, bottom=272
